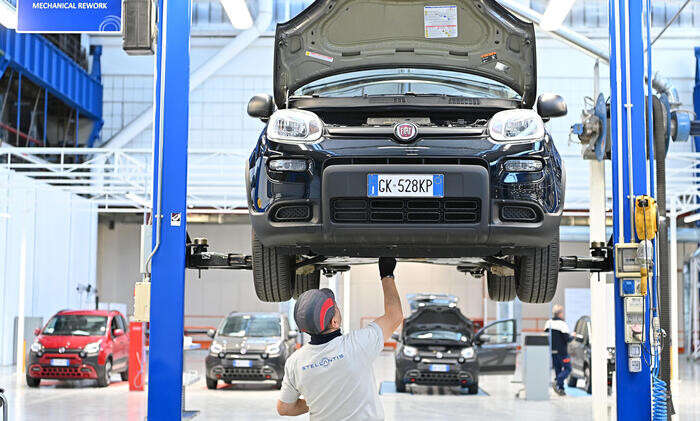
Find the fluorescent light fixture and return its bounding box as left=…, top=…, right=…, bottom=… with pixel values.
left=0, top=212, right=10, bottom=219
left=220, top=0, right=253, bottom=30
left=125, top=193, right=150, bottom=208
left=0, top=1, right=17, bottom=29
left=539, top=0, right=576, bottom=31
left=683, top=213, right=700, bottom=224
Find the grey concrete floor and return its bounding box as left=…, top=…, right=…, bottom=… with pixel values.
left=1, top=350, right=700, bottom=420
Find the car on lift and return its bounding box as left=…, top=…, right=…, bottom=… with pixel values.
left=393, top=305, right=516, bottom=394
left=205, top=312, right=298, bottom=390
left=567, top=315, right=616, bottom=394
left=26, top=309, right=129, bottom=387
left=246, top=0, right=566, bottom=304
left=407, top=293, right=459, bottom=313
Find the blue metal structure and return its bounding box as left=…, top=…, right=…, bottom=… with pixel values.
left=609, top=0, right=654, bottom=419
left=146, top=0, right=192, bottom=419
left=694, top=47, right=700, bottom=157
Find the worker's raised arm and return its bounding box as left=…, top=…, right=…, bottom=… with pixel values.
left=373, top=257, right=404, bottom=342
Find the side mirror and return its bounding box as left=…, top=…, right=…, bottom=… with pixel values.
left=537, top=93, right=567, bottom=119
left=113, top=329, right=125, bottom=337
left=247, top=94, right=275, bottom=120
left=391, top=333, right=400, bottom=341
left=476, top=334, right=491, bottom=345
left=34, top=327, right=41, bottom=336
left=206, top=329, right=216, bottom=339
left=288, top=330, right=298, bottom=339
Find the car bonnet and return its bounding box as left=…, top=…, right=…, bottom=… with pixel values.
left=402, top=306, right=475, bottom=339
left=274, top=0, right=536, bottom=108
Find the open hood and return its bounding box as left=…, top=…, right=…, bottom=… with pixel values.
left=402, top=306, right=474, bottom=338
left=274, top=0, right=537, bottom=108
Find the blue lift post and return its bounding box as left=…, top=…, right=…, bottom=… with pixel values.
left=146, top=0, right=192, bottom=419
left=609, top=0, right=653, bottom=419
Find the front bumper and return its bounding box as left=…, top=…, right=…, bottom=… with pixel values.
left=396, top=357, right=478, bottom=387
left=205, top=354, right=284, bottom=382
left=27, top=352, right=101, bottom=380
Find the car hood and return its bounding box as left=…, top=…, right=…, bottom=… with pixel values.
left=215, top=336, right=282, bottom=352
left=38, top=335, right=104, bottom=349
left=274, top=0, right=536, bottom=108
left=402, top=306, right=474, bottom=339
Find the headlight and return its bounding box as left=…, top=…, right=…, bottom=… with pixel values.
left=30, top=341, right=43, bottom=353
left=84, top=341, right=102, bottom=355
left=265, top=344, right=281, bottom=355
left=267, top=109, right=323, bottom=143
left=402, top=346, right=418, bottom=358
left=210, top=340, right=223, bottom=355
left=488, top=109, right=545, bottom=142
left=504, top=159, right=543, bottom=172
left=460, top=347, right=475, bottom=359
left=268, top=159, right=308, bottom=172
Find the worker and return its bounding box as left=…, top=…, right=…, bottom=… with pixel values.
left=544, top=304, right=572, bottom=396
left=276, top=257, right=403, bottom=420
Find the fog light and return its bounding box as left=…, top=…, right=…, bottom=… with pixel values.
left=413, top=356, right=421, bottom=362
left=31, top=366, right=41, bottom=372
left=36, top=351, right=43, bottom=357
left=269, top=159, right=307, bottom=172
left=458, top=357, right=465, bottom=364
left=219, top=352, right=225, bottom=358
left=261, top=353, right=269, bottom=359
left=504, top=159, right=543, bottom=172
left=79, top=351, right=87, bottom=358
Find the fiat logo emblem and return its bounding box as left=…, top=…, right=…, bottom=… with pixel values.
left=394, top=122, right=418, bottom=143
left=436, top=352, right=443, bottom=359
left=240, top=348, right=247, bottom=355
left=58, top=347, right=65, bottom=354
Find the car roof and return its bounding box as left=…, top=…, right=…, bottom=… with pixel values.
left=57, top=309, right=115, bottom=317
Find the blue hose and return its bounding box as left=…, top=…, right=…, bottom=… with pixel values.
left=652, top=373, right=668, bottom=420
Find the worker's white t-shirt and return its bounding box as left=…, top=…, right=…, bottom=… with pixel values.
left=279, top=322, right=385, bottom=421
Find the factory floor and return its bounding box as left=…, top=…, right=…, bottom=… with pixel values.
left=2, top=351, right=700, bottom=420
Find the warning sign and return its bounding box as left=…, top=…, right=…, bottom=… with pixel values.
left=170, top=213, right=181, bottom=227
left=424, top=5, right=458, bottom=39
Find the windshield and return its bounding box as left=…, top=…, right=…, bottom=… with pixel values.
left=219, top=315, right=282, bottom=338
left=43, top=315, right=107, bottom=336
left=296, top=68, right=520, bottom=100
left=407, top=330, right=469, bottom=343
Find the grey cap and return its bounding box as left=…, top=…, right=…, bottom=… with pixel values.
left=294, top=288, right=336, bottom=335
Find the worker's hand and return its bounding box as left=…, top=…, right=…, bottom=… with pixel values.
left=378, top=257, right=397, bottom=279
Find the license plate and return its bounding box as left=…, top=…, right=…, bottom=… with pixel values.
left=50, top=359, right=70, bottom=367
left=233, top=360, right=252, bottom=368
left=368, top=174, right=444, bottom=198
left=429, top=364, right=450, bottom=372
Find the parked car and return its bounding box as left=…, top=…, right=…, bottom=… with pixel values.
left=393, top=305, right=517, bottom=394
left=407, top=293, right=458, bottom=313
left=567, top=316, right=616, bottom=394
left=26, top=310, right=129, bottom=387
left=246, top=0, right=566, bottom=305
left=205, top=312, right=297, bottom=390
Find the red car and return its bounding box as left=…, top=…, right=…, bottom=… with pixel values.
left=26, top=310, right=129, bottom=387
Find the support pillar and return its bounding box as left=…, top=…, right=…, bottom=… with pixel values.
left=146, top=0, right=192, bottom=419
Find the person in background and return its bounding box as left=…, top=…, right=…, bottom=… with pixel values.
left=544, top=304, right=572, bottom=396
left=276, top=257, right=403, bottom=420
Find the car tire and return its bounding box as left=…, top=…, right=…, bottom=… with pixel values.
left=26, top=375, right=40, bottom=388
left=486, top=272, right=516, bottom=302
left=252, top=231, right=294, bottom=302
left=97, top=360, right=112, bottom=387
left=515, top=233, right=559, bottom=304
left=584, top=366, right=592, bottom=394
left=120, top=366, right=129, bottom=382
left=567, top=375, right=578, bottom=388
left=294, top=270, right=320, bottom=299
left=275, top=380, right=283, bottom=390
left=206, top=377, right=218, bottom=390
left=395, top=371, right=406, bottom=393
left=465, top=383, right=479, bottom=395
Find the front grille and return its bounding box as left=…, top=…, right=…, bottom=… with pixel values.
left=222, top=367, right=265, bottom=380
left=37, top=366, right=92, bottom=378
left=414, top=371, right=461, bottom=385
left=331, top=198, right=480, bottom=224
left=272, top=205, right=311, bottom=222
left=500, top=205, right=539, bottom=222
left=323, top=157, right=488, bottom=170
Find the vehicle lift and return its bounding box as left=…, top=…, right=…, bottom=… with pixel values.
left=135, top=0, right=684, bottom=419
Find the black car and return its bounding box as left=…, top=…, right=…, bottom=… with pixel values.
left=205, top=312, right=297, bottom=389
left=246, top=0, right=566, bottom=304
left=407, top=293, right=459, bottom=313
left=393, top=305, right=517, bottom=394
left=567, top=316, right=616, bottom=394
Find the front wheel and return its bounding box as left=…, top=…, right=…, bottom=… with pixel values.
left=252, top=232, right=294, bottom=302
left=464, top=383, right=479, bottom=395
left=120, top=366, right=129, bottom=382
left=206, top=377, right=218, bottom=390
left=584, top=366, right=592, bottom=394
left=97, top=360, right=112, bottom=387
left=515, top=233, right=560, bottom=303
left=26, top=375, right=40, bottom=387
left=395, top=371, right=406, bottom=393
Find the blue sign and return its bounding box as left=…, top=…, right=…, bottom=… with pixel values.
left=17, top=0, right=121, bottom=33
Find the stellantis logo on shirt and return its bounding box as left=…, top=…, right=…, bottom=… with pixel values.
left=301, top=354, right=345, bottom=371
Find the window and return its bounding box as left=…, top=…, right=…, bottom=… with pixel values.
left=110, top=317, right=119, bottom=336
left=481, top=320, right=515, bottom=344
left=43, top=315, right=107, bottom=336
left=219, top=315, right=282, bottom=338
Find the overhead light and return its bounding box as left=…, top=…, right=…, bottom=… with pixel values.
left=683, top=213, right=700, bottom=224
left=0, top=212, right=10, bottom=219
left=539, top=0, right=576, bottom=31
left=0, top=1, right=16, bottom=30
left=220, top=0, right=253, bottom=30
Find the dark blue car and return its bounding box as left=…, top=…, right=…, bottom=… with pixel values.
left=245, top=0, right=566, bottom=304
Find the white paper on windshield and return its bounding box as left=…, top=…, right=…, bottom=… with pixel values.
left=424, top=5, right=458, bottom=39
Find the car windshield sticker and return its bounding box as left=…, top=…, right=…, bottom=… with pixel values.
left=424, top=5, right=458, bottom=39
left=481, top=52, right=498, bottom=64
left=305, top=51, right=334, bottom=63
